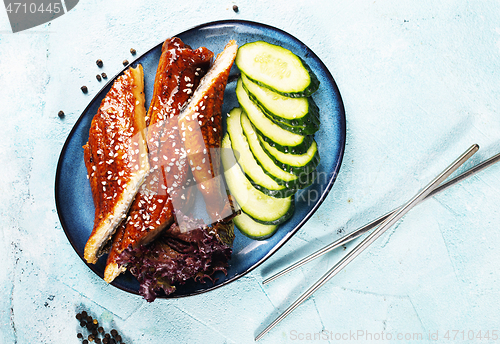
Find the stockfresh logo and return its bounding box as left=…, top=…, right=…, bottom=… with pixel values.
left=4, top=0, right=79, bottom=33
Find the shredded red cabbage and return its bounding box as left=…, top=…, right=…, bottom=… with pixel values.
left=116, top=214, right=232, bottom=302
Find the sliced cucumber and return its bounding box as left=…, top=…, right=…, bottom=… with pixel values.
left=240, top=112, right=313, bottom=189
left=236, top=78, right=311, bottom=154
left=234, top=212, right=278, bottom=240
left=226, top=107, right=295, bottom=198
left=259, top=135, right=320, bottom=175
left=222, top=134, right=294, bottom=225
left=235, top=41, right=319, bottom=97
left=241, top=73, right=320, bottom=135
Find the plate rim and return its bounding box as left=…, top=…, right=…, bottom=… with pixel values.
left=54, top=19, right=346, bottom=298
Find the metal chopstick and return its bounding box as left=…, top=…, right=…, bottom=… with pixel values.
left=262, top=150, right=500, bottom=285
left=255, top=144, right=479, bottom=341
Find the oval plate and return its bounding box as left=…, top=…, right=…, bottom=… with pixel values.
left=55, top=20, right=346, bottom=298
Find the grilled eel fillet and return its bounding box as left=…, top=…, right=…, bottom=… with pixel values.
left=104, top=38, right=213, bottom=283
left=177, top=40, right=238, bottom=245
left=83, top=65, right=149, bottom=264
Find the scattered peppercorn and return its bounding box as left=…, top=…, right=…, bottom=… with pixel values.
left=110, top=329, right=118, bottom=337
left=58, top=110, right=65, bottom=118
left=96, top=59, right=103, bottom=67
left=102, top=338, right=109, bottom=344
left=81, top=85, right=88, bottom=93
left=80, top=321, right=86, bottom=327
left=122, top=60, right=129, bottom=66
left=101, top=73, right=107, bottom=79
left=130, top=48, right=136, bottom=55
left=232, top=5, right=239, bottom=12
left=96, top=74, right=102, bottom=81
left=77, top=333, right=83, bottom=338
left=115, top=334, right=122, bottom=342
left=83, top=341, right=89, bottom=344
left=95, top=338, right=102, bottom=344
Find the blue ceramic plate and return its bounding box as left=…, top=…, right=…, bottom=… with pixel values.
left=55, top=20, right=346, bottom=298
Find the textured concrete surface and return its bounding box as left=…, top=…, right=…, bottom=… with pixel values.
left=1, top=0, right=500, bottom=343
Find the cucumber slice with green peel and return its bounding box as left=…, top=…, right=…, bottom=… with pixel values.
left=259, top=135, right=320, bottom=175
left=226, top=107, right=296, bottom=198
left=240, top=73, right=320, bottom=135
left=240, top=112, right=310, bottom=189
left=234, top=212, right=278, bottom=240
left=236, top=78, right=311, bottom=154
left=221, top=134, right=294, bottom=225
left=264, top=113, right=320, bottom=136
left=240, top=73, right=320, bottom=122
left=236, top=41, right=320, bottom=97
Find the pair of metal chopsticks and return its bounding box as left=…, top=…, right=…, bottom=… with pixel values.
left=256, top=144, right=500, bottom=341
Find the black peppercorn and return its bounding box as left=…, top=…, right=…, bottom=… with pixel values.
left=115, top=334, right=122, bottom=342
left=102, top=338, right=109, bottom=344
left=81, top=86, right=88, bottom=93
left=130, top=48, right=136, bottom=55
left=83, top=340, right=89, bottom=344
left=76, top=313, right=82, bottom=320
left=101, top=73, right=107, bottom=79
left=232, top=5, right=239, bottom=12
left=122, top=60, right=129, bottom=66
left=81, top=311, right=88, bottom=317
left=77, top=333, right=83, bottom=338
left=80, top=321, right=86, bottom=327
left=98, top=326, right=104, bottom=333
left=96, top=59, right=103, bottom=67
left=58, top=110, right=65, bottom=118
left=95, top=339, right=102, bottom=344
left=96, top=74, right=102, bottom=81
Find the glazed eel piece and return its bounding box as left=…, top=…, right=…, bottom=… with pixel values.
left=104, top=38, right=213, bottom=282
left=83, top=65, right=149, bottom=265
left=177, top=40, right=238, bottom=245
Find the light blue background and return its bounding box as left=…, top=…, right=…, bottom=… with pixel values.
left=1, top=0, right=499, bottom=343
